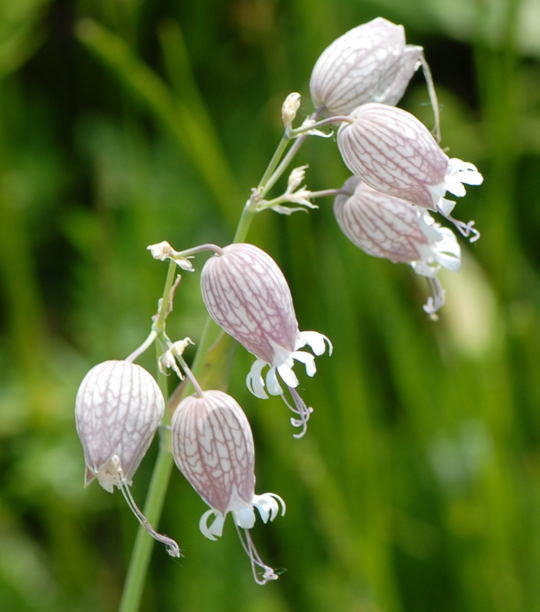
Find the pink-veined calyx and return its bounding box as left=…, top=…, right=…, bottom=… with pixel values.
left=337, top=103, right=483, bottom=241
left=75, top=360, right=180, bottom=557
left=171, top=390, right=285, bottom=585
left=200, top=243, right=332, bottom=437
left=334, top=177, right=461, bottom=315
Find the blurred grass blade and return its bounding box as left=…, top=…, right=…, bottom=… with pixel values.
left=157, top=20, right=214, bottom=130
left=0, top=0, right=48, bottom=78
left=76, top=18, right=241, bottom=228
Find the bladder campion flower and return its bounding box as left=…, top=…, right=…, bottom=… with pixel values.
left=171, top=389, right=285, bottom=585
left=310, top=17, right=439, bottom=138
left=337, top=103, right=483, bottom=240
left=75, top=360, right=180, bottom=557
left=200, top=242, right=331, bottom=437
left=334, top=177, right=461, bottom=315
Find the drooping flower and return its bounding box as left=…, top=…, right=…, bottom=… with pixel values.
left=334, top=177, right=461, bottom=315
left=337, top=103, right=483, bottom=240
left=75, top=360, right=180, bottom=557
left=200, top=243, right=331, bottom=437
left=171, top=389, right=285, bottom=585
left=310, top=18, right=435, bottom=120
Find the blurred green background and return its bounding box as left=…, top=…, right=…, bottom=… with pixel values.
left=1, top=0, right=540, bottom=610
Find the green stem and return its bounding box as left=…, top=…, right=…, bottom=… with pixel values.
left=118, top=434, right=175, bottom=612
left=260, top=109, right=320, bottom=198
left=261, top=134, right=308, bottom=197
left=287, top=113, right=351, bottom=137
left=119, top=260, right=178, bottom=611
left=257, top=135, right=289, bottom=188
left=154, top=261, right=178, bottom=333
left=118, top=112, right=312, bottom=611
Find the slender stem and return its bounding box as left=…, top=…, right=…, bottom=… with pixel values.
left=119, top=269, right=179, bottom=612
left=257, top=135, right=289, bottom=188
left=307, top=189, right=342, bottom=199
left=261, top=135, right=308, bottom=197
left=262, top=109, right=321, bottom=197
left=176, top=354, right=204, bottom=397
left=288, top=114, right=352, bottom=137
left=118, top=436, right=175, bottom=612
left=125, top=331, right=157, bottom=363
left=232, top=200, right=257, bottom=243
left=156, top=261, right=180, bottom=329
left=176, top=243, right=223, bottom=257
left=420, top=51, right=441, bottom=143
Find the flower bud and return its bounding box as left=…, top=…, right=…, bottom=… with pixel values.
left=172, top=390, right=285, bottom=584
left=310, top=17, right=423, bottom=116
left=76, top=360, right=165, bottom=491
left=281, top=92, right=301, bottom=130
left=337, top=103, right=483, bottom=238
left=334, top=177, right=461, bottom=315
left=200, top=243, right=331, bottom=437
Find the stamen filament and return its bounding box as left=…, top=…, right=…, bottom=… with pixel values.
left=423, top=277, right=446, bottom=320
left=235, top=525, right=278, bottom=585
left=114, top=463, right=181, bottom=558
left=281, top=386, right=313, bottom=439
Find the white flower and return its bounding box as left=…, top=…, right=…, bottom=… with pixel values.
left=337, top=103, right=483, bottom=240
left=200, top=243, right=332, bottom=437
left=75, top=360, right=180, bottom=557
left=147, top=240, right=194, bottom=271
left=172, top=390, right=285, bottom=584
left=334, top=177, right=461, bottom=316
left=310, top=17, right=424, bottom=115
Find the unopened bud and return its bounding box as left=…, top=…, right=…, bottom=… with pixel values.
left=281, top=92, right=301, bottom=129
left=287, top=165, right=308, bottom=193
left=310, top=17, right=423, bottom=115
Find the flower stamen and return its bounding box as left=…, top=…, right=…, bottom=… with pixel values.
left=423, top=277, right=446, bottom=320
left=235, top=525, right=279, bottom=586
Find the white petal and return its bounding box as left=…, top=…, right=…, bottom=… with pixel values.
left=291, top=350, right=317, bottom=377
left=437, top=198, right=456, bottom=216
left=199, top=509, right=225, bottom=541
left=411, top=258, right=439, bottom=278
left=417, top=211, right=444, bottom=242
left=432, top=227, right=461, bottom=272
left=296, top=330, right=332, bottom=356
left=445, top=178, right=467, bottom=197
left=253, top=493, right=286, bottom=523
left=266, top=367, right=284, bottom=395
left=448, top=158, right=484, bottom=185
left=233, top=505, right=256, bottom=529
left=254, top=496, right=276, bottom=523
left=246, top=359, right=269, bottom=399
left=276, top=363, right=299, bottom=388
left=414, top=221, right=461, bottom=278
left=445, top=158, right=484, bottom=197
